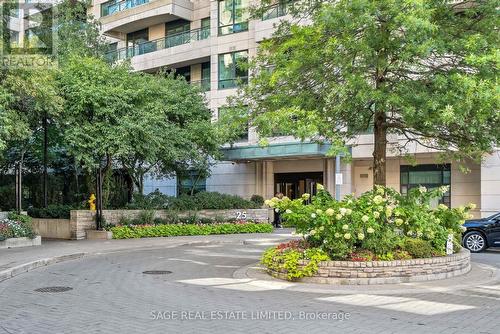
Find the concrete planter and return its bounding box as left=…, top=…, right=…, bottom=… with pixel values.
left=0, top=236, right=41, bottom=249
left=268, top=248, right=471, bottom=285
left=86, top=230, right=113, bottom=240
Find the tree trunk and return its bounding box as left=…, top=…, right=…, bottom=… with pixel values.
left=372, top=111, right=387, bottom=186
left=43, top=115, right=48, bottom=208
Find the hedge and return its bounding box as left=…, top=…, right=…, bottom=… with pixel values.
left=110, top=223, right=274, bottom=239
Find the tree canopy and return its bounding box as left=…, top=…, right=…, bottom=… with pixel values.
left=234, top=0, right=499, bottom=185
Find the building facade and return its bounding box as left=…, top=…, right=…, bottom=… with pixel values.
left=89, top=0, right=500, bottom=218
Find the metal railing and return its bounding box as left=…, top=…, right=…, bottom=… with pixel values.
left=218, top=76, right=248, bottom=90
left=190, top=78, right=211, bottom=92
left=101, top=0, right=149, bottom=17
left=218, top=21, right=249, bottom=36
left=105, top=27, right=210, bottom=62
left=262, top=1, right=292, bottom=20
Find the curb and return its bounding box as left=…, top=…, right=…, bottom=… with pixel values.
left=234, top=261, right=500, bottom=295
left=0, top=235, right=293, bottom=283
left=0, top=253, right=87, bottom=283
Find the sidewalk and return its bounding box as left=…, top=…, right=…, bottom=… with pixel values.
left=0, top=229, right=295, bottom=282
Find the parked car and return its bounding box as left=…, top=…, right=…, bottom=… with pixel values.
left=462, top=212, right=500, bottom=252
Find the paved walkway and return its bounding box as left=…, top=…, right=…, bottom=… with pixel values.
left=1, top=238, right=500, bottom=334
left=0, top=230, right=296, bottom=282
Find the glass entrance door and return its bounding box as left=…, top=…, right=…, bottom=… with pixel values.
left=274, top=172, right=323, bottom=199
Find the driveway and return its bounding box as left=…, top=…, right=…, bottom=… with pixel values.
left=0, top=237, right=500, bottom=333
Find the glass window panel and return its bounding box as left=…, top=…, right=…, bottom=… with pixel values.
left=218, top=0, right=233, bottom=26
left=408, top=171, right=442, bottom=184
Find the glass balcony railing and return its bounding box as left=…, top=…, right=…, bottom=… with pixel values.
left=190, top=78, right=211, bottom=92
left=101, top=0, right=149, bottom=17
left=218, top=76, right=248, bottom=90
left=262, top=1, right=292, bottom=20
left=105, top=27, right=210, bottom=62
left=218, top=22, right=249, bottom=36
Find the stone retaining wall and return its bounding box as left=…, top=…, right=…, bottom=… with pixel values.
left=269, top=249, right=471, bottom=285
left=70, top=209, right=271, bottom=240
left=32, top=218, right=72, bottom=240
left=0, top=236, right=41, bottom=249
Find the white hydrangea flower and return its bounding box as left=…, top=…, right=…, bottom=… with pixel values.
left=373, top=195, right=383, bottom=204
left=339, top=208, right=347, bottom=215
left=438, top=204, right=448, bottom=210
left=342, top=224, right=349, bottom=230
left=358, top=233, right=365, bottom=240
left=373, top=211, right=380, bottom=218
left=285, top=209, right=292, bottom=214
left=419, top=186, right=427, bottom=193
left=344, top=233, right=351, bottom=240
left=302, top=193, right=310, bottom=200
left=361, top=215, right=369, bottom=223
left=316, top=209, right=323, bottom=215
left=336, top=213, right=343, bottom=220
left=334, top=233, right=341, bottom=238
left=317, top=184, right=324, bottom=190
left=310, top=229, right=316, bottom=235
left=325, top=208, right=335, bottom=216
left=395, top=218, right=404, bottom=226
left=311, top=213, right=317, bottom=218
left=367, top=227, right=375, bottom=234
left=468, top=203, right=477, bottom=210
left=346, top=208, right=352, bottom=215
left=275, top=208, right=280, bottom=213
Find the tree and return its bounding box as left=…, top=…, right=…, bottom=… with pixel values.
left=234, top=0, right=499, bottom=186
left=118, top=72, right=219, bottom=195
left=0, top=68, right=62, bottom=211
left=59, top=56, right=220, bottom=205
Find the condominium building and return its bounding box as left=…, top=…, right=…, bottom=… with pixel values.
left=89, top=0, right=500, bottom=218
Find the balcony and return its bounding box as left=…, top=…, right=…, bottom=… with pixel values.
left=101, top=0, right=150, bottom=17
left=261, top=1, right=292, bottom=21
left=190, top=78, right=211, bottom=92
left=100, top=0, right=193, bottom=36
left=105, top=27, right=210, bottom=62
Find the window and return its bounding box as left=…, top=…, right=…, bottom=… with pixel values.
left=126, top=28, right=152, bottom=56
left=218, top=50, right=248, bottom=89
left=177, top=171, right=206, bottom=196
left=262, top=1, right=292, bottom=20
left=218, top=0, right=249, bottom=35
left=201, top=62, right=211, bottom=91
left=400, top=164, right=451, bottom=207
left=201, top=17, right=211, bottom=39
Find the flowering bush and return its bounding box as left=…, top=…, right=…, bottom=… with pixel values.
left=0, top=213, right=36, bottom=241
left=265, top=185, right=472, bottom=260
left=261, top=242, right=329, bottom=280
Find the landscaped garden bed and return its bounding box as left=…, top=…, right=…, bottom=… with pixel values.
left=262, top=185, right=473, bottom=284
left=0, top=213, right=40, bottom=249
left=109, top=218, right=273, bottom=239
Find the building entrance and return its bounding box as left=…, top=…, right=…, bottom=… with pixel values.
left=274, top=172, right=323, bottom=199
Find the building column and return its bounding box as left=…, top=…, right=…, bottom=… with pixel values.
left=480, top=152, right=500, bottom=218
left=323, top=158, right=335, bottom=195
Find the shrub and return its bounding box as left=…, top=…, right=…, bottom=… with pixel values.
left=0, top=213, right=36, bottom=240
left=126, top=190, right=171, bottom=210
left=400, top=238, right=434, bottom=259
left=27, top=204, right=73, bottom=219
left=267, top=185, right=470, bottom=260
left=139, top=210, right=155, bottom=225
left=250, top=194, right=264, bottom=207
left=110, top=222, right=273, bottom=239
left=261, top=245, right=329, bottom=280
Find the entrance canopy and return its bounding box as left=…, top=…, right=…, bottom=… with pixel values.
left=221, top=142, right=333, bottom=161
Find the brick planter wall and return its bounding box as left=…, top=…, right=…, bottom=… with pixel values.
left=268, top=248, right=471, bottom=285
left=69, top=209, right=271, bottom=240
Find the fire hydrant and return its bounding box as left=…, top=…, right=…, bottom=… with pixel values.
left=88, top=193, right=96, bottom=211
